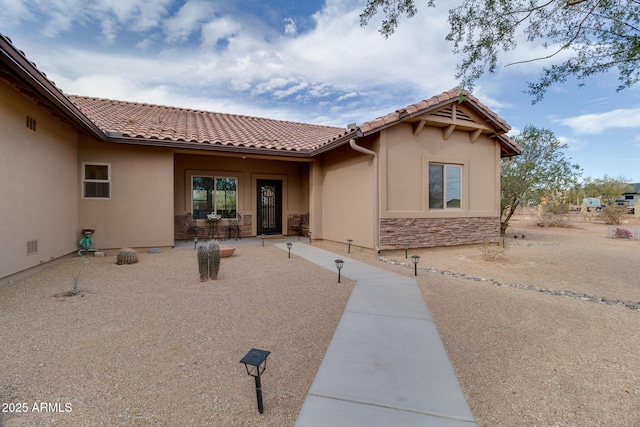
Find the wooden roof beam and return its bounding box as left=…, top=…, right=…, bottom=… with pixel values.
left=443, top=124, right=456, bottom=140
left=413, top=119, right=426, bottom=136
left=470, top=128, right=482, bottom=143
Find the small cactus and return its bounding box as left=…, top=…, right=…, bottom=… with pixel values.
left=197, top=240, right=221, bottom=281
left=116, top=247, right=138, bottom=265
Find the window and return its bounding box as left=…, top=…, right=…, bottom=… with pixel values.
left=429, top=163, right=461, bottom=209
left=82, top=162, right=111, bottom=199
left=192, top=176, right=237, bottom=219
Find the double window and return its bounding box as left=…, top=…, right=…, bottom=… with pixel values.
left=429, top=163, right=461, bottom=209
left=192, top=176, right=237, bottom=219
left=82, top=162, right=111, bottom=199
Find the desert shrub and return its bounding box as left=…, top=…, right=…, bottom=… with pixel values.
left=536, top=203, right=572, bottom=227
left=613, top=228, right=633, bottom=239
left=599, top=206, right=626, bottom=225
left=479, top=240, right=507, bottom=261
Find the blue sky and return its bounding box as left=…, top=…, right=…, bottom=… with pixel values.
left=2, top=0, right=639, bottom=182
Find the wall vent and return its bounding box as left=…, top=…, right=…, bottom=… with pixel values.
left=27, top=240, right=38, bottom=255
left=26, top=115, right=37, bottom=131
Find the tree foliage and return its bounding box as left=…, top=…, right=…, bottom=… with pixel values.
left=500, top=125, right=581, bottom=234
left=360, top=0, right=640, bottom=101
left=580, top=175, right=632, bottom=203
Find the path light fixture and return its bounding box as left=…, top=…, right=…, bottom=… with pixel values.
left=335, top=259, right=344, bottom=283
left=261, top=234, right=265, bottom=247
left=347, top=239, right=353, bottom=253
left=286, top=242, right=292, bottom=258
left=240, top=348, right=271, bottom=414
left=403, top=243, right=409, bottom=259
left=308, top=231, right=312, bottom=243
left=411, top=255, right=420, bottom=276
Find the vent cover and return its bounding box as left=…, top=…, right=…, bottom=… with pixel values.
left=26, top=116, right=37, bottom=131
left=27, top=240, right=38, bottom=255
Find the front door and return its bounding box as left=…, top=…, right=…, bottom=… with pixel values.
left=257, top=180, right=282, bottom=235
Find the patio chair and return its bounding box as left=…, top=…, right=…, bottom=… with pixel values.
left=226, top=214, right=242, bottom=240
left=289, top=213, right=309, bottom=240
left=185, top=213, right=204, bottom=241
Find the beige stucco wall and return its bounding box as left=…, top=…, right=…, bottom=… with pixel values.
left=174, top=153, right=309, bottom=236
left=0, top=81, right=79, bottom=281
left=78, top=137, right=174, bottom=249
left=318, top=142, right=376, bottom=248
left=381, top=124, right=501, bottom=217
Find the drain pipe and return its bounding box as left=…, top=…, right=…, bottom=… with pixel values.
left=349, top=138, right=381, bottom=253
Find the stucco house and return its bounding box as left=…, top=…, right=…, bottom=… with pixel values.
left=0, top=34, right=520, bottom=283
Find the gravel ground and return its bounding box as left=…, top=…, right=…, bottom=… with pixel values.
left=0, top=245, right=354, bottom=426
left=318, top=215, right=640, bottom=426
left=2, top=216, right=640, bottom=426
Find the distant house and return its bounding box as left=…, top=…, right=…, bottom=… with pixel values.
left=0, top=33, right=520, bottom=283
left=622, top=183, right=640, bottom=207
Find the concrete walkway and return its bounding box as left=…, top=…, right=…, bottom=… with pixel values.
left=270, top=242, right=476, bottom=427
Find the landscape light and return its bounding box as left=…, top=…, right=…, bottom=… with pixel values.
left=240, top=348, right=271, bottom=414
left=411, top=255, right=420, bottom=276
left=335, top=259, right=344, bottom=283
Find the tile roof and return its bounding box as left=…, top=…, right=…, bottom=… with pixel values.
left=359, top=88, right=511, bottom=134
left=2, top=32, right=517, bottom=156
left=69, top=96, right=352, bottom=153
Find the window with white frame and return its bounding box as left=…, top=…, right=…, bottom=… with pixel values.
left=82, top=162, right=111, bottom=199
left=429, top=163, right=462, bottom=209
left=192, top=176, right=237, bottom=219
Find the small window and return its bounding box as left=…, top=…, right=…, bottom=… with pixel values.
left=429, top=163, right=462, bottom=209
left=192, top=176, right=237, bottom=219
left=82, top=162, right=111, bottom=199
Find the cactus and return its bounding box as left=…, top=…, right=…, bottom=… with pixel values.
left=197, top=240, right=221, bottom=281
left=116, top=247, right=139, bottom=265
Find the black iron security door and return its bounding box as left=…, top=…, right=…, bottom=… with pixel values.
left=256, top=180, right=282, bottom=235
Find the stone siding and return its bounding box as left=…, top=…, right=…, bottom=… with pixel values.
left=286, top=213, right=309, bottom=236
left=379, top=217, right=500, bottom=249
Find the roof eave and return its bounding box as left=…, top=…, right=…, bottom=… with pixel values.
left=105, top=135, right=314, bottom=158
left=0, top=35, right=107, bottom=141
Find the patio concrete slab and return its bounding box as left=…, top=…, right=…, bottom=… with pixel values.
left=272, top=243, right=476, bottom=427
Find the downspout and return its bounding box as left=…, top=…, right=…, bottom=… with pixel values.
left=349, top=138, right=381, bottom=253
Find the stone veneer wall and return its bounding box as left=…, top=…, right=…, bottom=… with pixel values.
left=379, top=217, right=500, bottom=249
left=174, top=214, right=253, bottom=241
left=286, top=213, right=309, bottom=236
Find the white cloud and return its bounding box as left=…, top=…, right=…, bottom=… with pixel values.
left=201, top=16, right=241, bottom=46
left=555, top=108, right=640, bottom=134
left=284, top=18, right=297, bottom=36
left=163, top=0, right=215, bottom=43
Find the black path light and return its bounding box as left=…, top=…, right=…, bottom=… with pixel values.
left=335, top=259, right=344, bottom=283
left=308, top=231, right=312, bottom=243
left=261, top=234, right=265, bottom=247
left=411, top=255, right=420, bottom=276
left=403, top=243, right=409, bottom=259
left=286, top=242, right=292, bottom=258
left=240, top=348, right=271, bottom=414
left=347, top=239, right=353, bottom=253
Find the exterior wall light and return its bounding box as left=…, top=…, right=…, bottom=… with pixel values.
left=335, top=259, right=344, bottom=283
left=240, top=348, right=271, bottom=414
left=286, top=242, right=292, bottom=258
left=411, top=255, right=420, bottom=276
